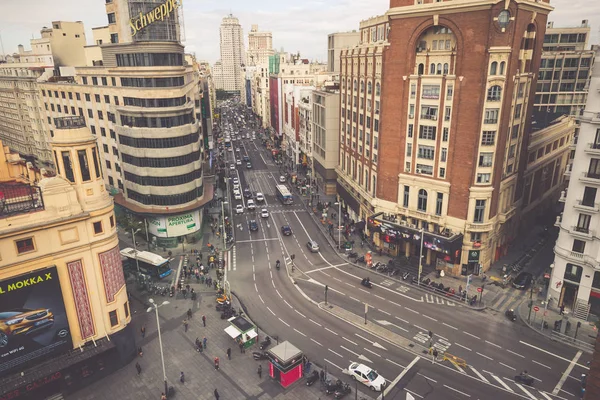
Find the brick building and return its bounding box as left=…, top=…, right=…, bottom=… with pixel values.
left=338, top=0, right=553, bottom=275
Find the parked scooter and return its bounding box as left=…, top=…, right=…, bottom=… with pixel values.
left=356, top=255, right=365, bottom=263
left=402, top=271, right=410, bottom=281
left=259, top=336, right=272, bottom=350
left=325, top=379, right=344, bottom=395
left=305, top=370, right=319, bottom=386
left=252, top=351, right=268, bottom=360
left=334, top=383, right=352, bottom=399
left=505, top=309, right=517, bottom=322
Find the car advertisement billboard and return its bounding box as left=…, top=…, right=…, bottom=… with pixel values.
left=0, top=267, right=73, bottom=374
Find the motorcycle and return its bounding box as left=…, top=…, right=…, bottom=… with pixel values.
left=216, top=301, right=231, bottom=311
left=276, top=262, right=280, bottom=271
left=252, top=351, right=269, bottom=360
left=347, top=251, right=358, bottom=259
left=334, top=383, right=352, bottom=399
left=259, top=336, right=272, bottom=350
left=305, top=370, right=319, bottom=386
left=216, top=294, right=229, bottom=304
left=325, top=379, right=344, bottom=395
left=505, top=309, right=516, bottom=322
left=221, top=308, right=236, bottom=319
left=356, top=255, right=365, bottom=263
left=514, top=374, right=534, bottom=386
left=402, top=271, right=410, bottom=281
left=361, top=278, right=373, bottom=288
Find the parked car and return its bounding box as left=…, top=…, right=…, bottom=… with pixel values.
left=0, top=308, right=55, bottom=347
left=306, top=240, right=320, bottom=253
left=513, top=272, right=533, bottom=290
left=249, top=220, right=258, bottom=231
left=348, top=362, right=386, bottom=392
left=281, top=225, right=292, bottom=236
left=235, top=205, right=244, bottom=214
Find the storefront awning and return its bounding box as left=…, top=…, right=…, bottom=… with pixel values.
left=336, top=183, right=360, bottom=215
left=224, top=325, right=241, bottom=339
left=246, top=329, right=258, bottom=339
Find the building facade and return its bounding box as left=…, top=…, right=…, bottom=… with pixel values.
left=340, top=0, right=553, bottom=275
left=0, top=119, right=135, bottom=399
left=327, top=31, right=360, bottom=73
left=534, top=20, right=595, bottom=117
left=247, top=24, right=273, bottom=66
left=312, top=88, right=340, bottom=195
left=215, top=14, right=246, bottom=93
left=551, top=51, right=600, bottom=320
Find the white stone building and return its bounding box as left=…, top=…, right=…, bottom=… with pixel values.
left=215, top=14, right=246, bottom=93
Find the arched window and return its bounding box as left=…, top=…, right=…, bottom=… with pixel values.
left=375, top=82, right=381, bottom=96
left=499, top=61, right=506, bottom=75
left=487, top=85, right=502, bottom=101
left=360, top=81, right=365, bottom=93
left=418, top=63, right=424, bottom=75
left=418, top=189, right=428, bottom=212
left=353, top=80, right=357, bottom=90
left=436, top=63, right=442, bottom=75
left=430, top=63, right=436, bottom=74
left=367, top=81, right=372, bottom=95
left=490, top=61, right=498, bottom=75
left=443, top=63, right=449, bottom=75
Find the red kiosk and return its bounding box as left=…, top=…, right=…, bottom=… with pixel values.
left=267, top=341, right=304, bottom=388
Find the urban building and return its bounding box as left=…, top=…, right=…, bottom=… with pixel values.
left=340, top=0, right=552, bottom=276
left=247, top=24, right=274, bottom=66
left=550, top=50, right=600, bottom=321
left=0, top=21, right=87, bottom=167
left=534, top=20, right=595, bottom=116
left=327, top=31, right=360, bottom=73
left=249, top=64, right=271, bottom=128
left=38, top=0, right=210, bottom=248
left=282, top=85, right=314, bottom=172
left=213, top=14, right=246, bottom=93
left=312, top=87, right=340, bottom=195
left=0, top=119, right=135, bottom=399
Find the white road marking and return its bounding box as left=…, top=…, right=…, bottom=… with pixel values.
left=333, top=277, right=342, bottom=282
left=553, top=350, right=582, bottom=395
left=294, top=328, right=307, bottom=337
left=539, top=392, right=553, bottom=400
left=328, top=348, right=343, bottom=358
left=358, top=288, right=370, bottom=294
left=386, top=358, right=405, bottom=368
left=276, top=289, right=283, bottom=298
left=405, top=307, right=420, bottom=314
left=443, top=322, right=458, bottom=330
left=378, top=309, right=391, bottom=316
left=395, top=316, right=409, bottom=324
left=324, top=358, right=343, bottom=371
left=388, top=300, right=403, bottom=308
left=463, top=331, right=481, bottom=340
left=309, top=319, right=322, bottom=327
left=507, top=349, right=526, bottom=358
left=485, top=340, right=502, bottom=349
left=469, top=366, right=489, bottom=383
left=515, top=383, right=538, bottom=400
left=454, top=342, right=471, bottom=351
left=417, top=373, right=437, bottom=383
left=294, top=309, right=306, bottom=318
left=521, top=341, right=587, bottom=368
left=489, top=374, right=514, bottom=392
left=267, top=306, right=275, bottom=316
left=278, top=318, right=290, bottom=327
left=283, top=299, right=293, bottom=309
left=254, top=283, right=258, bottom=292
left=499, top=362, right=516, bottom=371
left=258, top=294, right=265, bottom=304
left=325, top=327, right=339, bottom=336
left=349, top=296, right=361, bottom=302
left=340, top=345, right=360, bottom=357
left=422, top=314, right=437, bottom=322
left=272, top=279, right=275, bottom=288
left=355, top=333, right=372, bottom=343
left=414, top=325, right=427, bottom=332
left=374, top=294, right=385, bottom=300
left=342, top=337, right=358, bottom=346
left=363, top=348, right=381, bottom=358
left=443, top=384, right=471, bottom=397
left=344, top=282, right=355, bottom=288
left=476, top=352, right=493, bottom=360
left=311, top=338, right=322, bottom=346
left=559, top=389, right=575, bottom=397
left=404, top=389, right=423, bottom=399
left=532, top=359, right=552, bottom=369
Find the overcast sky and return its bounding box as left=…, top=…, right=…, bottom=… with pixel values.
left=1, top=0, right=599, bottom=64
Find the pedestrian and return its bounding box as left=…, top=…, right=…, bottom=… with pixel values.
left=202, top=315, right=206, bottom=327
left=239, top=341, right=244, bottom=353
left=135, top=362, right=142, bottom=375
left=214, top=356, right=220, bottom=370
left=432, top=348, right=439, bottom=363
left=187, top=308, right=192, bottom=319
left=320, top=369, right=325, bottom=383
left=180, top=371, right=185, bottom=383
left=214, top=389, right=220, bottom=400
left=203, top=337, right=207, bottom=349
left=560, top=304, right=565, bottom=315
left=141, top=325, right=146, bottom=338
left=161, top=393, right=167, bottom=400
left=226, top=347, right=231, bottom=360
left=183, top=319, right=188, bottom=333
left=138, top=346, right=143, bottom=357
left=257, top=364, right=262, bottom=379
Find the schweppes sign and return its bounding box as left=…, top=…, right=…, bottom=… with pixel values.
left=129, top=0, right=182, bottom=37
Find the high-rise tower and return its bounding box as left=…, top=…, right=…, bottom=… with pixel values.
left=217, top=14, right=246, bottom=93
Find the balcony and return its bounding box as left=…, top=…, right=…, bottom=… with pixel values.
left=555, top=213, right=562, bottom=227
left=571, top=226, right=594, bottom=240
left=466, top=222, right=495, bottom=232
left=559, top=190, right=567, bottom=202
left=564, top=164, right=572, bottom=177
left=554, top=245, right=596, bottom=268
left=580, top=171, right=600, bottom=185
left=584, top=143, right=600, bottom=156
left=0, top=183, right=45, bottom=219
left=498, top=206, right=517, bottom=224
left=574, top=199, right=600, bottom=213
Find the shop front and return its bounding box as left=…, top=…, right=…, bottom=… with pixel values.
left=336, top=182, right=361, bottom=222
left=147, top=209, right=204, bottom=248
left=267, top=341, right=304, bottom=388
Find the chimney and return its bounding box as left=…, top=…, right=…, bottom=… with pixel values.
left=18, top=44, right=24, bottom=54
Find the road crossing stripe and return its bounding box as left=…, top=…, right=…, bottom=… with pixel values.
left=489, top=374, right=514, bottom=392
left=539, top=392, right=553, bottom=400
left=515, top=383, right=538, bottom=400
left=469, top=366, right=489, bottom=383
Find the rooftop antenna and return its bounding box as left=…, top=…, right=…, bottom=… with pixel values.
left=0, top=31, right=5, bottom=56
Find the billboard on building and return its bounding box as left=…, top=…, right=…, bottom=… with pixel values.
left=0, top=267, right=73, bottom=374
left=147, top=210, right=201, bottom=237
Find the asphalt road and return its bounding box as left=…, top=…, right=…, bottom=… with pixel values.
left=218, top=105, right=590, bottom=400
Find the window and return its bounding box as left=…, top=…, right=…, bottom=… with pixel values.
left=360, top=81, right=364, bottom=93
left=440, top=148, right=447, bottom=162
left=92, top=77, right=98, bottom=85
left=82, top=77, right=88, bottom=85
left=375, top=82, right=381, bottom=96
left=442, top=128, right=449, bottom=142
left=437, top=63, right=442, bottom=74
left=78, top=149, right=91, bottom=181
left=565, top=264, right=583, bottom=283
left=588, top=159, right=600, bottom=178
left=479, top=152, right=493, bottom=167
left=112, top=77, right=117, bottom=86
left=473, top=200, right=486, bottom=223
left=407, top=143, right=412, bottom=157
left=62, top=151, right=75, bottom=182
left=410, top=84, right=416, bottom=99
left=514, top=104, right=522, bottom=119
left=420, top=106, right=438, bottom=120
left=88, top=109, right=93, bottom=118
left=512, top=125, right=520, bottom=139
left=444, top=106, right=451, bottom=121
left=572, top=239, right=586, bottom=254
left=518, top=82, right=525, bottom=98
left=477, top=173, right=491, bottom=183
left=490, top=61, right=498, bottom=75
left=471, top=232, right=481, bottom=242
left=446, top=85, right=453, bottom=100
left=409, top=105, right=415, bottom=119
left=443, top=63, right=449, bottom=75
left=419, top=125, right=436, bottom=140
left=16, top=238, right=35, bottom=254
left=417, top=189, right=428, bottom=212
left=439, top=167, right=445, bottom=178
left=487, top=86, right=502, bottom=101
left=416, top=164, right=433, bottom=175
left=407, top=124, right=413, bottom=138
left=576, top=214, right=591, bottom=233
left=85, top=93, right=91, bottom=102
left=481, top=131, right=496, bottom=145
left=95, top=94, right=101, bottom=103
left=435, top=193, right=443, bottom=216
left=582, top=187, right=597, bottom=207
left=104, top=95, right=110, bottom=104
left=109, top=310, right=118, bottom=327
left=98, top=111, right=104, bottom=120
left=93, top=221, right=103, bottom=234
left=367, top=81, right=372, bottom=94
left=421, top=85, right=440, bottom=100
left=106, top=160, right=111, bottom=169
left=403, top=186, right=410, bottom=207
left=116, top=53, right=183, bottom=67
left=484, top=109, right=499, bottom=124
left=499, top=62, right=506, bottom=75
left=107, top=12, right=116, bottom=24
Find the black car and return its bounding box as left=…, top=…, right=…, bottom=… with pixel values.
left=281, top=225, right=292, bottom=236
left=512, top=272, right=533, bottom=290
left=249, top=220, right=258, bottom=232
left=243, top=155, right=250, bottom=162
left=243, top=189, right=252, bottom=198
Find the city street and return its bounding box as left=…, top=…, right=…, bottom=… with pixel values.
left=221, top=105, right=591, bottom=399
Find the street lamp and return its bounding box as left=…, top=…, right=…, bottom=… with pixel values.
left=334, top=201, right=342, bottom=250
left=132, top=228, right=142, bottom=273
left=147, top=299, right=170, bottom=397
left=417, top=228, right=424, bottom=284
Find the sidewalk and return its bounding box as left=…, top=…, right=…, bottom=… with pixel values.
left=70, top=257, right=339, bottom=400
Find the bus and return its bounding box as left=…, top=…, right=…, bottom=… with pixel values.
left=275, top=184, right=293, bottom=205
left=120, top=248, right=172, bottom=279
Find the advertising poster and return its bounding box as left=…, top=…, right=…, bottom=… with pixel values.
left=147, top=216, right=168, bottom=238
left=166, top=211, right=201, bottom=237
left=0, top=267, right=73, bottom=374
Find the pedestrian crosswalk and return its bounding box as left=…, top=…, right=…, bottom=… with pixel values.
left=487, top=288, right=525, bottom=313
left=461, top=366, right=553, bottom=399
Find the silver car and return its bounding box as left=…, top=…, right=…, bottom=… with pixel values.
left=306, top=240, right=320, bottom=253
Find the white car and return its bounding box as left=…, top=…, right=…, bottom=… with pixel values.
left=246, top=199, right=256, bottom=210
left=230, top=164, right=235, bottom=170
left=348, top=362, right=386, bottom=392
left=235, top=204, right=244, bottom=214
left=236, top=159, right=242, bottom=165
left=232, top=177, right=239, bottom=185
left=260, top=208, right=269, bottom=218
left=279, top=175, right=286, bottom=183
left=233, top=190, right=242, bottom=200
left=255, top=192, right=264, bottom=202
